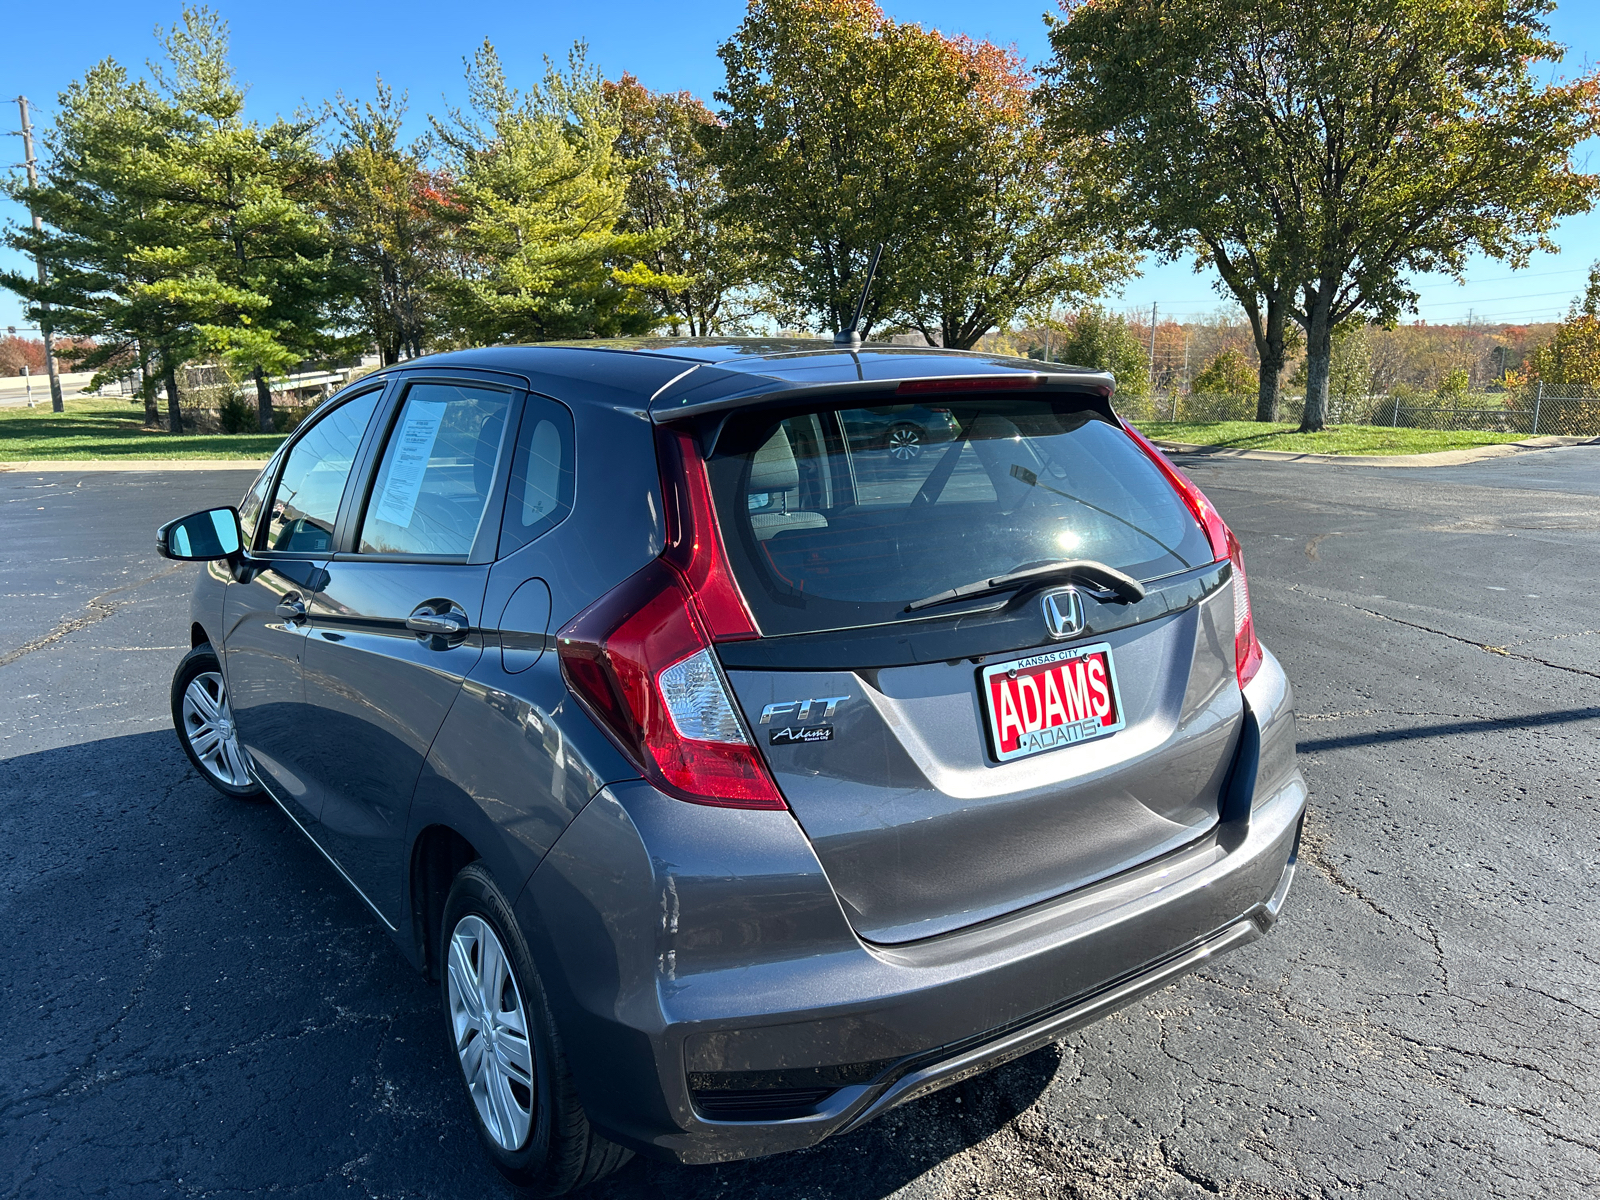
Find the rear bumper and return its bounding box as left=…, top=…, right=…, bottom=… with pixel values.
left=836, top=911, right=1277, bottom=1137
left=518, top=649, right=1304, bottom=1165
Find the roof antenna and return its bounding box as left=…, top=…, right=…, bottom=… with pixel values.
left=833, top=242, right=884, bottom=348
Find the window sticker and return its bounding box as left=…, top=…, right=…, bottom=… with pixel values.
left=373, top=399, right=447, bottom=529
left=521, top=419, right=562, bottom=526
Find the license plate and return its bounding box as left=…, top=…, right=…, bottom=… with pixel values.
left=980, top=642, right=1125, bottom=763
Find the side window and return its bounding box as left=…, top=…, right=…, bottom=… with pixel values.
left=265, top=389, right=382, bottom=553
left=237, top=455, right=279, bottom=548
left=500, top=396, right=575, bottom=554
left=358, top=382, right=513, bottom=557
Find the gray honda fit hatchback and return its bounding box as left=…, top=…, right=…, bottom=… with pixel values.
left=159, top=341, right=1305, bottom=1193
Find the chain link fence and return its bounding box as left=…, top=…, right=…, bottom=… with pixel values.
left=1116, top=383, right=1600, bottom=437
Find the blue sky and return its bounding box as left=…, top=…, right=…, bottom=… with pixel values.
left=3, top=0, right=1598, bottom=335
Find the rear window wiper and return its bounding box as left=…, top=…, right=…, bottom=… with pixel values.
left=904, top=559, right=1147, bottom=612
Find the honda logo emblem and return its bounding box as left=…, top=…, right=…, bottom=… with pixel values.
left=1041, top=588, right=1085, bottom=639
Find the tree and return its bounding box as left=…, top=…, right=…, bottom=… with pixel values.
left=3, top=6, right=356, bottom=433
left=715, top=0, right=1130, bottom=346
left=152, top=8, right=359, bottom=431
left=324, top=80, right=448, bottom=363
left=430, top=42, right=676, bottom=343
left=1058, top=306, right=1150, bottom=397
left=1529, top=267, right=1600, bottom=388
left=713, top=0, right=962, bottom=337
left=1568, top=260, right=1600, bottom=319
left=1328, top=324, right=1373, bottom=418
left=606, top=75, right=755, bottom=336
left=1193, top=349, right=1255, bottom=395
left=900, top=38, right=1135, bottom=349
left=1528, top=320, right=1600, bottom=389
left=1043, top=0, right=1600, bottom=432
left=2, top=57, right=202, bottom=431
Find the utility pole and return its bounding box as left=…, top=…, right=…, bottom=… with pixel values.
left=15, top=96, right=64, bottom=413
left=1148, top=302, right=1158, bottom=385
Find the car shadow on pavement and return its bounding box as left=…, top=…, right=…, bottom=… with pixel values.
left=0, top=730, right=1059, bottom=1200
left=1297, top=704, right=1600, bottom=753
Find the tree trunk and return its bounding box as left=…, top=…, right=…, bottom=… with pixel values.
left=164, top=362, right=183, bottom=434
left=1255, top=299, right=1288, bottom=422
left=254, top=368, right=275, bottom=433
left=1204, top=242, right=1287, bottom=423
left=1299, top=298, right=1335, bottom=433
left=137, top=341, right=160, bottom=427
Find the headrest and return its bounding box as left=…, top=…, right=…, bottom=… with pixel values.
left=749, top=426, right=800, bottom=493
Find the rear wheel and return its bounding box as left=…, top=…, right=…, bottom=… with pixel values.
left=886, top=422, right=923, bottom=460
left=441, top=863, right=631, bottom=1194
left=171, top=644, right=261, bottom=798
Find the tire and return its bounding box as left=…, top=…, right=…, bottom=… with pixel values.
left=441, top=863, right=632, bottom=1194
left=885, top=422, right=923, bottom=460
left=171, top=644, right=262, bottom=799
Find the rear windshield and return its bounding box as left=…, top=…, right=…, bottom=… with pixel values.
left=705, top=396, right=1213, bottom=636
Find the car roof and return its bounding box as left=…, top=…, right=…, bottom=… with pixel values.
left=372, top=338, right=1117, bottom=421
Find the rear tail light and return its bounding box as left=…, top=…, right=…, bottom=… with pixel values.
left=555, top=432, right=785, bottom=810
left=1227, top=528, right=1263, bottom=688
left=657, top=428, right=758, bottom=640
left=1123, top=422, right=1261, bottom=688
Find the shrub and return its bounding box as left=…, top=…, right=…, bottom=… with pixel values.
left=218, top=390, right=257, bottom=434
left=1193, top=349, right=1255, bottom=395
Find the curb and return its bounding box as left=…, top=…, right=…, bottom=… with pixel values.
left=0, top=458, right=269, bottom=473
left=1150, top=435, right=1600, bottom=468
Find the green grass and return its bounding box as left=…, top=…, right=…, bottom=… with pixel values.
left=1134, top=421, right=1531, bottom=456
left=0, top=397, right=283, bottom=461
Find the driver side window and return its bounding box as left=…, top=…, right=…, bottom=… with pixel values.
left=264, top=389, right=383, bottom=553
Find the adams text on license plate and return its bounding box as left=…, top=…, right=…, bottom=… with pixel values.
left=980, top=642, right=1125, bottom=763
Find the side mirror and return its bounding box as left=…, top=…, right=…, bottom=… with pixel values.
left=157, top=507, right=243, bottom=561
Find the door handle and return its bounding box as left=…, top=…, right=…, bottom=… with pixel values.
left=407, top=602, right=470, bottom=648
left=276, top=593, right=307, bottom=623
left=407, top=611, right=468, bottom=637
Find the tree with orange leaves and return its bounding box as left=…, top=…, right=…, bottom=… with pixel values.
left=906, top=33, right=1133, bottom=349
left=323, top=79, right=453, bottom=364
left=607, top=75, right=761, bottom=335
left=713, top=0, right=1131, bottom=346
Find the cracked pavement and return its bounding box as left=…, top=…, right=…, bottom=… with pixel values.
left=2, top=449, right=1597, bottom=1198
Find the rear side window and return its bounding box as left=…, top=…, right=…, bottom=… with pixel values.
left=707, top=397, right=1213, bottom=635
left=359, top=382, right=513, bottom=557
left=265, top=389, right=382, bottom=553
left=499, top=395, right=575, bottom=554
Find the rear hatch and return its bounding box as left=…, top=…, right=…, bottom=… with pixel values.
left=704, top=389, right=1243, bottom=943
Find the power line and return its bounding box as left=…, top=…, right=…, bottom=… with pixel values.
left=1415, top=287, right=1578, bottom=308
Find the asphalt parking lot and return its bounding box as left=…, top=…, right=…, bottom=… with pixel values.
left=2, top=448, right=1597, bottom=1199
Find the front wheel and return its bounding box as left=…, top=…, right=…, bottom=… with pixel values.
left=441, top=863, right=631, bottom=1194
left=171, top=644, right=261, bottom=798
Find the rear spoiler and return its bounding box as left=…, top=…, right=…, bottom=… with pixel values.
left=648, top=362, right=1118, bottom=456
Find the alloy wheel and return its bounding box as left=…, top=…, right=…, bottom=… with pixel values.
left=887, top=425, right=923, bottom=460
left=447, top=914, right=535, bottom=1151
left=181, top=671, right=253, bottom=788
